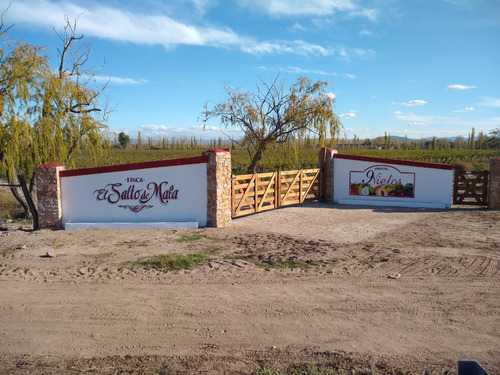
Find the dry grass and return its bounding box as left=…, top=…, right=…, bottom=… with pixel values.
left=0, top=187, right=24, bottom=220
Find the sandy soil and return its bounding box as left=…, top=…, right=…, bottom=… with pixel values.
left=0, top=203, right=499, bottom=374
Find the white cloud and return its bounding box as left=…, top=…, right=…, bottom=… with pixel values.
left=3, top=0, right=342, bottom=57
left=290, top=22, right=306, bottom=32
left=325, top=92, right=336, bottom=100
left=393, top=111, right=455, bottom=126
left=241, top=39, right=333, bottom=56
left=93, top=75, right=150, bottom=85
left=339, top=110, right=357, bottom=119
left=138, top=123, right=242, bottom=139
left=453, top=106, right=475, bottom=113
left=392, top=100, right=427, bottom=107
left=359, top=29, right=373, bottom=36
left=344, top=73, right=356, bottom=79
left=477, top=97, right=500, bottom=107
left=352, top=48, right=376, bottom=59
left=446, top=84, right=477, bottom=90
left=237, top=0, right=379, bottom=21
left=392, top=112, right=500, bottom=135
left=187, top=0, right=216, bottom=15
left=348, top=7, right=379, bottom=21
left=268, top=66, right=336, bottom=76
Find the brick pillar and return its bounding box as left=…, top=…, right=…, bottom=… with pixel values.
left=206, top=149, right=232, bottom=228
left=35, top=164, right=65, bottom=229
left=319, top=147, right=337, bottom=202
left=488, top=158, right=500, bottom=210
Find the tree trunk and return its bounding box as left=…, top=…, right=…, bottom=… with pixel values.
left=10, top=186, right=31, bottom=219
left=248, top=150, right=262, bottom=174
left=18, top=174, right=39, bottom=230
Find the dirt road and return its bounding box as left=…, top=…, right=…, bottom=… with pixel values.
left=0, top=204, right=499, bottom=374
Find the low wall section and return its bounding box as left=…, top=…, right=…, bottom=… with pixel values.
left=35, top=150, right=232, bottom=230
left=329, top=153, right=454, bottom=209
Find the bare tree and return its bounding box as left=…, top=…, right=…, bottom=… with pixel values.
left=202, top=75, right=342, bottom=173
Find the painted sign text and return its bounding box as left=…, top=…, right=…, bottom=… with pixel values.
left=349, top=165, right=415, bottom=198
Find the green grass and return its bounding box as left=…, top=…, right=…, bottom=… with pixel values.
left=256, top=259, right=311, bottom=269
left=177, top=232, right=205, bottom=242
left=254, top=363, right=371, bottom=375
left=254, top=362, right=414, bottom=375
left=256, top=259, right=337, bottom=269
left=134, top=253, right=210, bottom=271
left=115, top=240, right=149, bottom=248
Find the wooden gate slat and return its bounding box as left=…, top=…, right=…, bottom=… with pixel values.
left=280, top=171, right=301, bottom=206
left=234, top=174, right=256, bottom=215
left=257, top=172, right=276, bottom=211
left=301, top=169, right=321, bottom=202
left=453, top=170, right=489, bottom=205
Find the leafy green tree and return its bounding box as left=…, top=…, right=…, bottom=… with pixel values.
left=489, top=128, right=500, bottom=149
left=117, top=132, right=131, bottom=149
left=136, top=131, right=142, bottom=150
left=202, top=76, right=341, bottom=173
left=468, top=127, right=476, bottom=150
left=0, top=14, right=108, bottom=216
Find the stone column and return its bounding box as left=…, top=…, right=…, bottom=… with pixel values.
left=319, top=147, right=337, bottom=202
left=35, top=164, right=65, bottom=229
left=205, top=149, right=232, bottom=228
left=488, top=158, right=500, bottom=210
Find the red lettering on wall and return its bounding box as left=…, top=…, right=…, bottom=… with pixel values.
left=93, top=180, right=179, bottom=208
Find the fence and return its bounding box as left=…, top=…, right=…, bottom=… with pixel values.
left=231, top=168, right=322, bottom=217
left=453, top=170, right=489, bottom=205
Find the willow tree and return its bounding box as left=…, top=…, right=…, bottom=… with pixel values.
left=202, top=76, right=341, bottom=173
left=0, top=15, right=108, bottom=217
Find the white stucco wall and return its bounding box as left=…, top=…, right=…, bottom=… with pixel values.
left=333, top=156, right=453, bottom=209
left=61, top=162, right=207, bottom=227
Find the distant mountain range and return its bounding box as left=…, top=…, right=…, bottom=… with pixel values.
left=387, top=136, right=459, bottom=143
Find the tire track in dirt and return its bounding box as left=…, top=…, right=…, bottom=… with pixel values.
left=353, top=254, right=500, bottom=278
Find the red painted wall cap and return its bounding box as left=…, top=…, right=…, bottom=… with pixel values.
left=38, top=163, right=65, bottom=168
left=333, top=153, right=453, bottom=170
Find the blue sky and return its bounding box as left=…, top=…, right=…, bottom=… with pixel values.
left=2, top=0, right=499, bottom=141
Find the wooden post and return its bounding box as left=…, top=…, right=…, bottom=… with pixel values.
left=488, top=158, right=500, bottom=210
left=452, top=169, right=460, bottom=205
left=231, top=175, right=236, bottom=216
left=254, top=174, right=259, bottom=213
left=276, top=170, right=281, bottom=207
left=299, top=170, right=304, bottom=203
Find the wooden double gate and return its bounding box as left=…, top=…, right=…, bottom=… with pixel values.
left=453, top=170, right=489, bottom=205
left=232, top=169, right=322, bottom=217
